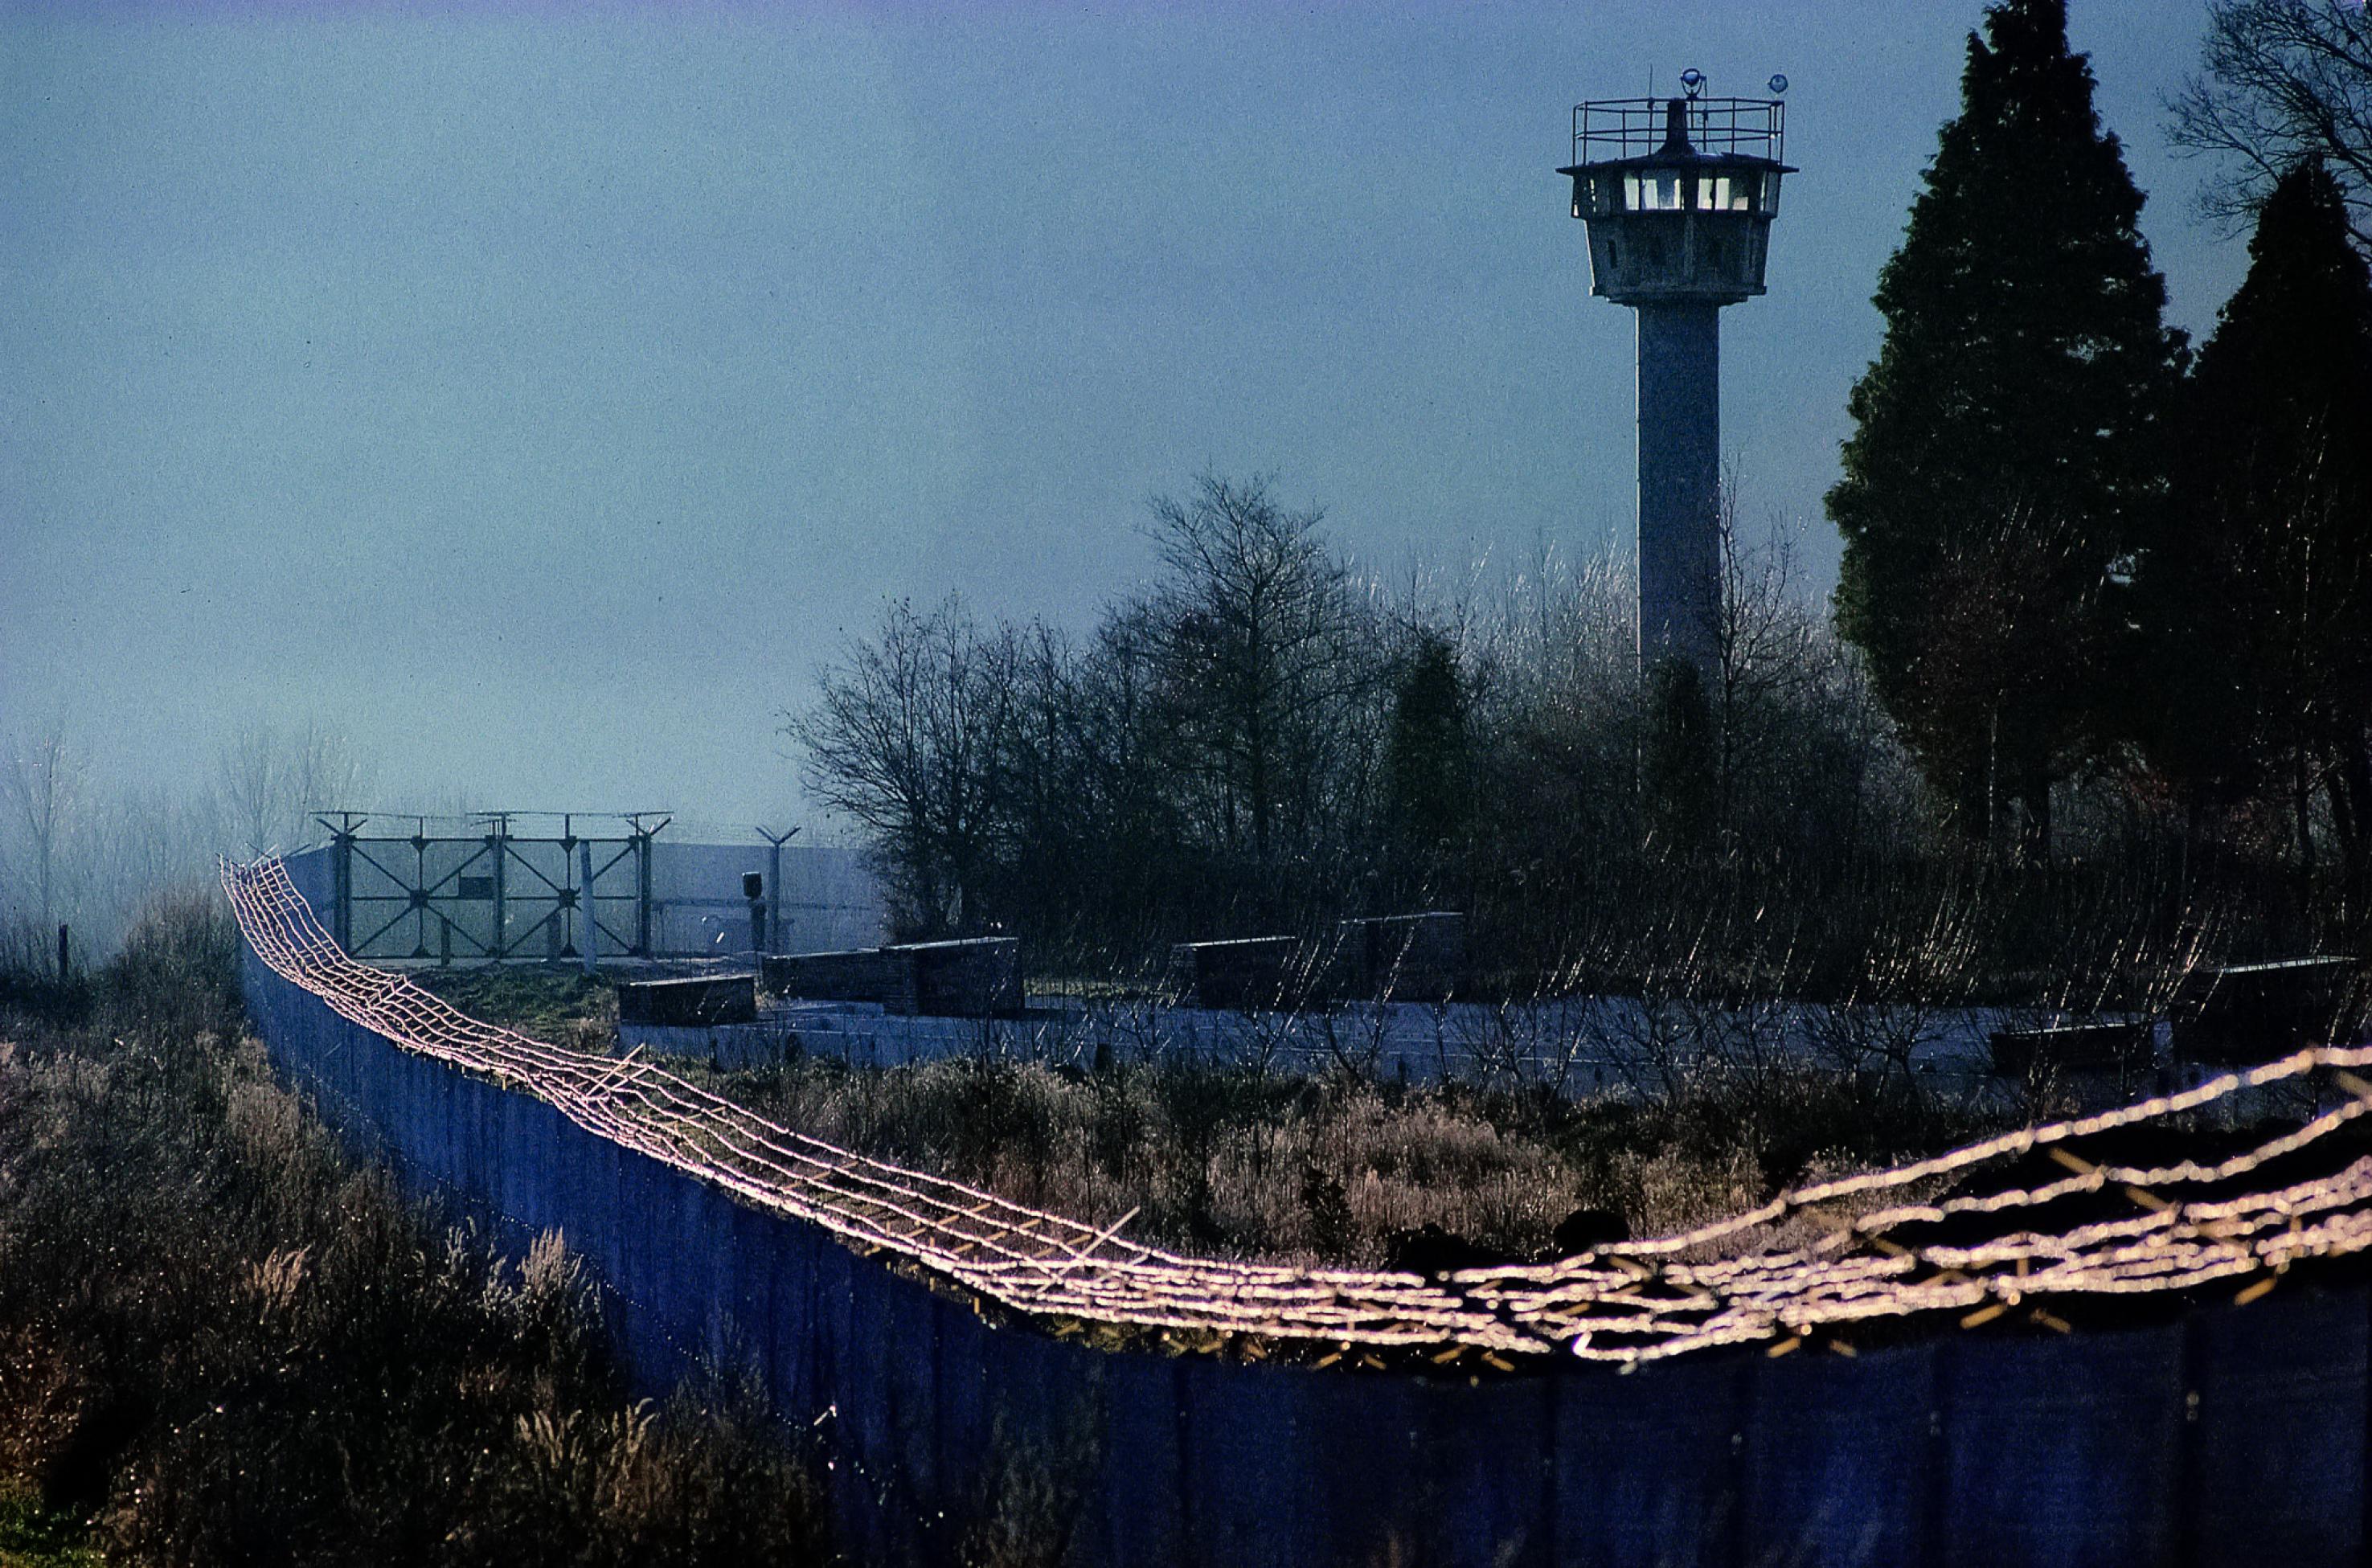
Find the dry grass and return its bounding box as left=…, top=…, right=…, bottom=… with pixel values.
left=0, top=895, right=831, bottom=1568
left=412, top=964, right=617, bottom=1055
left=426, top=968, right=2007, bottom=1268
left=699, top=1052, right=2001, bottom=1267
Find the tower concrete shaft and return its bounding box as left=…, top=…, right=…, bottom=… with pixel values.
left=1635, top=301, right=1722, bottom=675
left=1560, top=89, right=1790, bottom=682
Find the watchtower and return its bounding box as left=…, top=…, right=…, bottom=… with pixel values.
left=1559, top=74, right=1792, bottom=676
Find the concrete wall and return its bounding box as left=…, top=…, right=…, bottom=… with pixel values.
left=1635, top=299, right=1724, bottom=675
left=283, top=845, right=334, bottom=918
left=1173, top=936, right=1305, bottom=1011
left=762, top=937, right=1021, bottom=1018
left=907, top=938, right=1022, bottom=1017
left=653, top=841, right=885, bottom=956
left=615, top=974, right=758, bottom=1027
left=619, top=995, right=2005, bottom=1097
left=1333, top=912, right=1468, bottom=1003
left=241, top=948, right=2372, bottom=1566
left=762, top=948, right=918, bottom=1013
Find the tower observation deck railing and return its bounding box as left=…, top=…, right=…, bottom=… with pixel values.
left=1570, top=96, right=1784, bottom=166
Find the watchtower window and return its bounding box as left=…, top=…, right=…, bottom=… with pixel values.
left=1624, top=173, right=1689, bottom=211
left=1686, top=174, right=1764, bottom=212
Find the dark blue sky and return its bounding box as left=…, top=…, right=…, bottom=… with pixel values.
left=2, top=2, right=2247, bottom=829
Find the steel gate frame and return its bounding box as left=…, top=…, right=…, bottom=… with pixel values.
left=314, top=810, right=670, bottom=963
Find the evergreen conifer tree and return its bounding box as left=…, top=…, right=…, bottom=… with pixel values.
left=2133, top=161, right=2372, bottom=906
left=1827, top=0, right=2185, bottom=850
left=1383, top=631, right=1472, bottom=886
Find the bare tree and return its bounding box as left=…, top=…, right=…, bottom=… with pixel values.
left=2171, top=0, right=2372, bottom=241
left=1139, top=473, right=1374, bottom=896
left=1712, top=488, right=1825, bottom=837
left=785, top=596, right=1021, bottom=937
left=216, top=718, right=371, bottom=858
left=2, top=714, right=88, bottom=961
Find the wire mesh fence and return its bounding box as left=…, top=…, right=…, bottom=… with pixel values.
left=224, top=854, right=2372, bottom=1368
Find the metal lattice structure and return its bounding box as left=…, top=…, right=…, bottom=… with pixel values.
left=313, top=811, right=669, bottom=964
left=227, top=855, right=2372, bottom=1367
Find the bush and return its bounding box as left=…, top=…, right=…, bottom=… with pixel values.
left=0, top=904, right=831, bottom=1567
left=704, top=1052, right=2004, bottom=1267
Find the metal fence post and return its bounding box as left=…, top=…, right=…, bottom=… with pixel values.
left=637, top=830, right=653, bottom=957
left=759, top=825, right=801, bottom=955
left=489, top=813, right=509, bottom=961
left=580, top=841, right=599, bottom=977
left=319, top=811, right=362, bottom=952
left=334, top=833, right=350, bottom=950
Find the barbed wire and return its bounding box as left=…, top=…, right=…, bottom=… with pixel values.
left=224, top=856, right=2372, bottom=1367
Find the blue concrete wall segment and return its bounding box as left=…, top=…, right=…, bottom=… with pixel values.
left=928, top=1292, right=998, bottom=1525
left=668, top=1173, right=723, bottom=1365
left=1934, top=1324, right=2186, bottom=1568
left=282, top=846, right=334, bottom=917
left=496, top=1094, right=541, bottom=1238
left=1301, top=1368, right=1454, bottom=1564
left=1089, top=1353, right=1187, bottom=1567
left=1411, top=1372, right=1558, bottom=1567
left=2186, top=1285, right=2368, bottom=1566
left=612, top=1148, right=678, bottom=1392
left=1176, top=1356, right=1328, bottom=1566
left=722, top=1197, right=778, bottom=1395
left=554, top=1113, right=619, bottom=1299
left=830, top=1247, right=895, bottom=1521
left=880, top=1273, right=942, bottom=1506
left=766, top=1213, right=819, bottom=1422
left=1553, top=1354, right=1751, bottom=1568
left=1741, top=1341, right=1936, bottom=1568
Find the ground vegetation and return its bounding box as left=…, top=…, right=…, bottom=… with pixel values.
left=0, top=895, right=831, bottom=1568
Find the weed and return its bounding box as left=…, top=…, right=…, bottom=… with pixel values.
left=0, top=902, right=832, bottom=1568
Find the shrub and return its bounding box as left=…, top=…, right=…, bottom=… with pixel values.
left=0, top=911, right=832, bottom=1567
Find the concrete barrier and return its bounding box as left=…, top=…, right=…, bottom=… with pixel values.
left=1333, top=911, right=1468, bottom=1002
left=905, top=936, right=1023, bottom=1017
left=762, top=937, right=1022, bottom=1017
left=615, top=973, right=758, bottom=1026
left=1987, top=1021, right=2153, bottom=1077
left=2173, top=957, right=2368, bottom=1066
left=1171, top=935, right=1305, bottom=1011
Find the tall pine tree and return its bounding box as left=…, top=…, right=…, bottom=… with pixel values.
left=2132, top=161, right=2372, bottom=909
left=1828, top=0, right=2184, bottom=851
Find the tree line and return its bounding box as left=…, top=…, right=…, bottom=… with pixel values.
left=1, top=716, right=376, bottom=972
left=1833, top=0, right=2372, bottom=907
left=785, top=485, right=1920, bottom=977
left=789, top=0, right=2371, bottom=987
